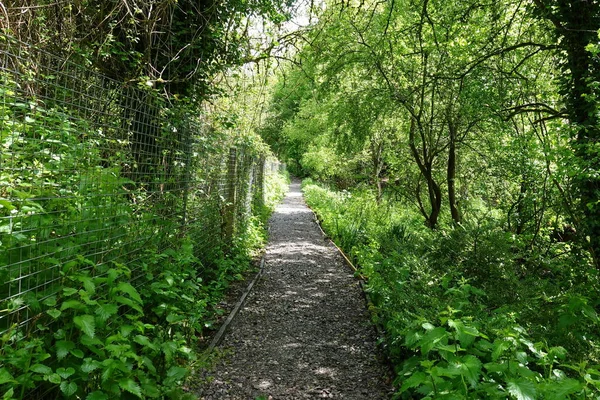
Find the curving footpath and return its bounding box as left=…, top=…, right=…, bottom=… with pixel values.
left=197, top=179, right=392, bottom=399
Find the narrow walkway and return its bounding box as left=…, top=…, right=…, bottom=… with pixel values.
left=197, top=180, right=391, bottom=399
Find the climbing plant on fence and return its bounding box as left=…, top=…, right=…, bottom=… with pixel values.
left=0, top=35, right=285, bottom=399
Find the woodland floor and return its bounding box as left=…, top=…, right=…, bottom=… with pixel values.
left=195, top=179, right=392, bottom=399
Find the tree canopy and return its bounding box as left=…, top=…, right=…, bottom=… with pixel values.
left=262, top=0, right=599, bottom=257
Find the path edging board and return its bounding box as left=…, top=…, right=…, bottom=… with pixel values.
left=306, top=201, right=396, bottom=385
left=206, top=256, right=265, bottom=352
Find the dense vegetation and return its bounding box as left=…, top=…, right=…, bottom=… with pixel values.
left=0, top=67, right=289, bottom=398
left=304, top=181, right=599, bottom=398
left=0, top=1, right=290, bottom=399
left=258, top=0, right=600, bottom=398
left=2, top=0, right=600, bottom=398
left=0, top=166, right=287, bottom=399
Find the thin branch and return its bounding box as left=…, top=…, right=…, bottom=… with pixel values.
left=0, top=2, right=9, bottom=31
left=502, top=102, right=563, bottom=120
left=383, top=0, right=394, bottom=36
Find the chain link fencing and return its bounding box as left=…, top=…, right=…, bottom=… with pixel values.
left=0, top=35, right=282, bottom=333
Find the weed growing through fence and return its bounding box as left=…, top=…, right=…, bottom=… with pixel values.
left=1, top=248, right=200, bottom=399
left=0, top=171, right=287, bottom=399
left=0, top=177, right=287, bottom=399
left=0, top=36, right=290, bottom=398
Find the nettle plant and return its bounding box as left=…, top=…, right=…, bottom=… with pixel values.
left=0, top=246, right=205, bottom=400
left=394, top=283, right=600, bottom=400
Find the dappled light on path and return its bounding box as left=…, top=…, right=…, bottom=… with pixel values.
left=197, top=179, right=391, bottom=399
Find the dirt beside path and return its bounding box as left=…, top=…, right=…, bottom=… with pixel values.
left=196, top=179, right=392, bottom=399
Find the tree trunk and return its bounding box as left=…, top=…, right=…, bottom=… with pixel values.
left=409, top=118, right=443, bottom=228
left=447, top=123, right=461, bottom=224
left=424, top=167, right=443, bottom=228
left=565, top=5, right=600, bottom=266
left=370, top=138, right=384, bottom=203
left=541, top=0, right=600, bottom=266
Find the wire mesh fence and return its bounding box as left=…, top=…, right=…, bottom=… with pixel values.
left=0, top=34, right=281, bottom=333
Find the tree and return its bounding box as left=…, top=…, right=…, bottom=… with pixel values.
left=533, top=0, right=600, bottom=265
left=297, top=0, right=555, bottom=228
left=3, top=0, right=290, bottom=99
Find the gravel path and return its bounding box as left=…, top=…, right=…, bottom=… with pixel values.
left=196, top=179, right=391, bottom=399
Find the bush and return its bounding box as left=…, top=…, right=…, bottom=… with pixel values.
left=302, top=180, right=600, bottom=399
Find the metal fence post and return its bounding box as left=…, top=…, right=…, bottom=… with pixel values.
left=181, top=125, right=193, bottom=233
left=223, top=147, right=238, bottom=244
left=254, top=156, right=266, bottom=212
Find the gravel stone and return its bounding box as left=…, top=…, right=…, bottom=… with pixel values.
left=196, top=179, right=392, bottom=399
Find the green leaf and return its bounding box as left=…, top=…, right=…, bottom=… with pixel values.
left=437, top=364, right=462, bottom=378
left=100, top=362, right=115, bottom=384
left=399, top=371, right=428, bottom=393
left=56, top=340, right=75, bottom=360
left=484, top=362, right=508, bottom=374
left=119, top=378, right=142, bottom=398
left=74, top=315, right=96, bottom=338
left=62, top=287, right=78, bottom=297
left=517, top=365, right=539, bottom=379
left=0, top=199, right=15, bottom=211
left=86, top=392, right=109, bottom=400
left=141, top=356, right=156, bottom=374
left=541, top=378, right=582, bottom=400
left=30, top=364, right=53, bottom=375
left=78, top=275, right=96, bottom=294
left=60, top=299, right=84, bottom=311
left=70, top=348, right=85, bottom=358
left=60, top=381, right=77, bottom=397
left=57, top=367, right=75, bottom=379
left=548, top=346, right=567, bottom=361
left=164, top=366, right=188, bottom=385
left=436, top=344, right=458, bottom=353
left=47, top=373, right=62, bottom=384
left=114, top=296, right=142, bottom=313
left=161, top=341, right=178, bottom=363
left=120, top=325, right=135, bottom=337
left=0, top=368, right=16, bottom=384
left=422, top=322, right=436, bottom=330
left=134, top=335, right=158, bottom=351
left=448, top=319, right=480, bottom=347
left=515, top=351, right=528, bottom=364
left=117, top=282, right=142, bottom=304
left=81, top=358, right=100, bottom=373
left=507, top=379, right=537, bottom=400
left=3, top=388, right=14, bottom=400
left=584, top=370, right=600, bottom=388
left=140, top=380, right=160, bottom=398
left=47, top=309, right=62, bottom=319
left=96, top=303, right=119, bottom=321
left=405, top=330, right=422, bottom=347
left=166, top=312, right=185, bottom=323
left=581, top=304, right=598, bottom=322
left=42, top=296, right=57, bottom=307
left=492, top=339, right=511, bottom=361
left=107, top=268, right=120, bottom=285
left=460, top=355, right=482, bottom=386
left=419, top=327, right=447, bottom=355
left=80, top=334, right=103, bottom=347
left=80, top=291, right=98, bottom=306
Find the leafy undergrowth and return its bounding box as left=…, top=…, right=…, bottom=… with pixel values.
left=0, top=174, right=288, bottom=400
left=302, top=179, right=600, bottom=399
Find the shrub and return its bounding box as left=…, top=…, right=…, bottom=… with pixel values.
left=302, top=180, right=600, bottom=399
